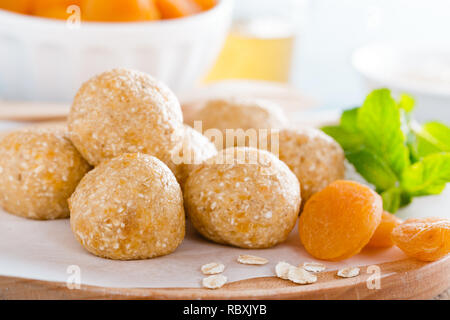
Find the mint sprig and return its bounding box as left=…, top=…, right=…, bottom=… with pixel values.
left=322, top=89, right=450, bottom=213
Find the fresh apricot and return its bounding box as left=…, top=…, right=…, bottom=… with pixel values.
left=2, top=0, right=209, bottom=20
left=366, top=211, right=403, bottom=248
left=32, top=0, right=80, bottom=11
left=34, top=7, right=67, bottom=19
left=31, top=1, right=81, bottom=19
left=299, top=180, right=383, bottom=261
left=392, top=217, right=450, bottom=262
left=82, top=0, right=160, bottom=22
left=155, top=0, right=201, bottom=19
left=34, top=6, right=71, bottom=19
left=0, top=0, right=33, bottom=14
left=193, top=0, right=215, bottom=10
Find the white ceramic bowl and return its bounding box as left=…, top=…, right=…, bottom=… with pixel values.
left=352, top=42, right=450, bottom=122
left=0, top=0, right=233, bottom=102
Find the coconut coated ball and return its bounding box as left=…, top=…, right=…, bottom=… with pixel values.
left=277, top=127, right=345, bottom=202
left=0, top=127, right=91, bottom=220
left=68, top=68, right=184, bottom=166
left=167, top=124, right=218, bottom=188
left=191, top=98, right=287, bottom=150
left=69, top=153, right=185, bottom=260
left=184, top=147, right=301, bottom=249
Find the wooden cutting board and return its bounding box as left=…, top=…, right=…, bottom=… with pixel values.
left=0, top=82, right=448, bottom=300
left=0, top=257, right=449, bottom=300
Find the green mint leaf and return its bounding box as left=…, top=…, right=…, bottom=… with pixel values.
left=402, top=117, right=420, bottom=164
left=357, top=89, right=410, bottom=177
left=423, top=122, right=450, bottom=147
left=400, top=192, right=412, bottom=208
left=397, top=93, right=415, bottom=112
left=321, top=125, right=364, bottom=150
left=381, top=188, right=412, bottom=213
left=327, top=89, right=449, bottom=213
left=340, top=107, right=359, bottom=132
left=401, top=153, right=450, bottom=196
left=415, top=122, right=450, bottom=157
left=346, top=148, right=397, bottom=191
left=381, top=188, right=402, bottom=213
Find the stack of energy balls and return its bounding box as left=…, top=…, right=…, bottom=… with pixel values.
left=0, top=68, right=345, bottom=260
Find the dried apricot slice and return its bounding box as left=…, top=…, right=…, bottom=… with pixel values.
left=193, top=0, right=215, bottom=10
left=34, top=6, right=70, bottom=19
left=0, top=0, right=33, bottom=14
left=155, top=0, right=201, bottom=19
left=82, top=0, right=160, bottom=22
left=391, top=217, right=450, bottom=262
left=366, top=211, right=403, bottom=248
left=299, top=180, right=382, bottom=261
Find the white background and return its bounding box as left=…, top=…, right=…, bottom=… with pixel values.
left=288, top=0, right=450, bottom=110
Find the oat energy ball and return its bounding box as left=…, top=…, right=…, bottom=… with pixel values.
left=191, top=98, right=287, bottom=150
left=68, top=68, right=184, bottom=166
left=277, top=127, right=345, bottom=201
left=0, top=127, right=91, bottom=220
left=168, top=125, right=218, bottom=188
left=184, top=147, right=301, bottom=249
left=69, top=153, right=185, bottom=260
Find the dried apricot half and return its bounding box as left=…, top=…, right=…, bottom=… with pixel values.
left=392, top=217, right=450, bottom=262
left=193, top=0, right=215, bottom=10
left=82, top=0, right=161, bottom=22
left=299, top=180, right=382, bottom=261
left=0, top=0, right=35, bottom=13
left=155, top=0, right=201, bottom=19
left=366, top=211, right=403, bottom=248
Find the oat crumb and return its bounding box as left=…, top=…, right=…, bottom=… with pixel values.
left=237, top=254, right=268, bottom=265
left=303, top=262, right=326, bottom=273
left=287, top=266, right=317, bottom=284
left=202, top=275, right=227, bottom=289
left=337, top=267, right=360, bottom=278
left=201, top=262, right=225, bottom=275
left=275, top=261, right=291, bottom=280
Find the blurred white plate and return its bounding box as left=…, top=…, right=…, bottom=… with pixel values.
left=0, top=0, right=233, bottom=102
left=352, top=42, right=450, bottom=122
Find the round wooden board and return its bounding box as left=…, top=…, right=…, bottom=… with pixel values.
left=0, top=86, right=448, bottom=300
left=1, top=256, right=448, bottom=300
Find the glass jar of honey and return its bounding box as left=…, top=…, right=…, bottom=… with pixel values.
left=205, top=0, right=307, bottom=83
